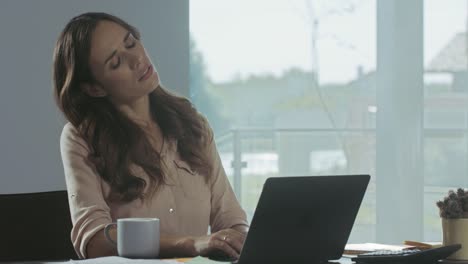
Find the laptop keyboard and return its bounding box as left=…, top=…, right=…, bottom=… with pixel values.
left=352, top=244, right=461, bottom=263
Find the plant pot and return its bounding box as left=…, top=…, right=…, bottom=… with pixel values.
left=442, top=218, right=468, bottom=260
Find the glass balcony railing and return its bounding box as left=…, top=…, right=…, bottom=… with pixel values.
left=215, top=127, right=468, bottom=242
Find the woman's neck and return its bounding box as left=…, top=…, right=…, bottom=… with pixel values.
left=114, top=95, right=165, bottom=153
left=117, top=95, right=153, bottom=127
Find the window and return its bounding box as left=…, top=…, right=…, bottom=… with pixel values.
left=190, top=0, right=468, bottom=243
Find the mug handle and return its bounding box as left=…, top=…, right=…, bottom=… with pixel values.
left=104, top=223, right=117, bottom=246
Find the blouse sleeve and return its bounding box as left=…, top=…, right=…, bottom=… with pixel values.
left=204, top=120, right=249, bottom=232
left=60, top=123, right=113, bottom=259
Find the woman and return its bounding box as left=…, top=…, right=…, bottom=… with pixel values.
left=53, top=12, right=248, bottom=259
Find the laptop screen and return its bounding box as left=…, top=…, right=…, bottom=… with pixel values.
left=237, top=175, right=370, bottom=264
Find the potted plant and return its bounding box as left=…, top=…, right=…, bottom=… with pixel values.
left=437, top=188, right=468, bottom=260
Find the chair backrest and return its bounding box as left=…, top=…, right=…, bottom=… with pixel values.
left=0, top=190, right=78, bottom=261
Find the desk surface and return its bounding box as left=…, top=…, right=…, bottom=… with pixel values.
left=2, top=256, right=354, bottom=264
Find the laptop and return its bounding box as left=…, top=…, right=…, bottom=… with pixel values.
left=228, top=175, right=370, bottom=264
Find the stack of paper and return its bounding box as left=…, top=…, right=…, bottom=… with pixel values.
left=344, top=243, right=413, bottom=255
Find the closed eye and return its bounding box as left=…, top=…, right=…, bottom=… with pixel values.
left=106, top=32, right=137, bottom=70
left=126, top=41, right=136, bottom=49
left=111, top=57, right=121, bottom=70
left=126, top=33, right=137, bottom=49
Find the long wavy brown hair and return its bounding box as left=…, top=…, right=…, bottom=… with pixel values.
left=53, top=12, right=212, bottom=202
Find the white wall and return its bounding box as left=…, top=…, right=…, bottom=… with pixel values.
left=0, top=0, right=189, bottom=194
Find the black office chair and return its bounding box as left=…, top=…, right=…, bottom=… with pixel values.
left=0, top=190, right=78, bottom=261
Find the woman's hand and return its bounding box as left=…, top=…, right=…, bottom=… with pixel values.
left=192, top=228, right=247, bottom=260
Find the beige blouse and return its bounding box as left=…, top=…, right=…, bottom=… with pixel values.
left=60, top=122, right=248, bottom=259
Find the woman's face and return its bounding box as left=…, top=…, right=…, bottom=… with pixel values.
left=86, top=20, right=159, bottom=104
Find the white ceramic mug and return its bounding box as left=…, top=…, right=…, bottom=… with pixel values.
left=104, top=218, right=160, bottom=258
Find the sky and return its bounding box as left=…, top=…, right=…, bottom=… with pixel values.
left=190, top=0, right=467, bottom=84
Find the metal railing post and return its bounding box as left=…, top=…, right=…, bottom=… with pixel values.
left=231, top=129, right=245, bottom=203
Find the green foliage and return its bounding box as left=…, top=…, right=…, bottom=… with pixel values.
left=189, top=37, right=229, bottom=133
